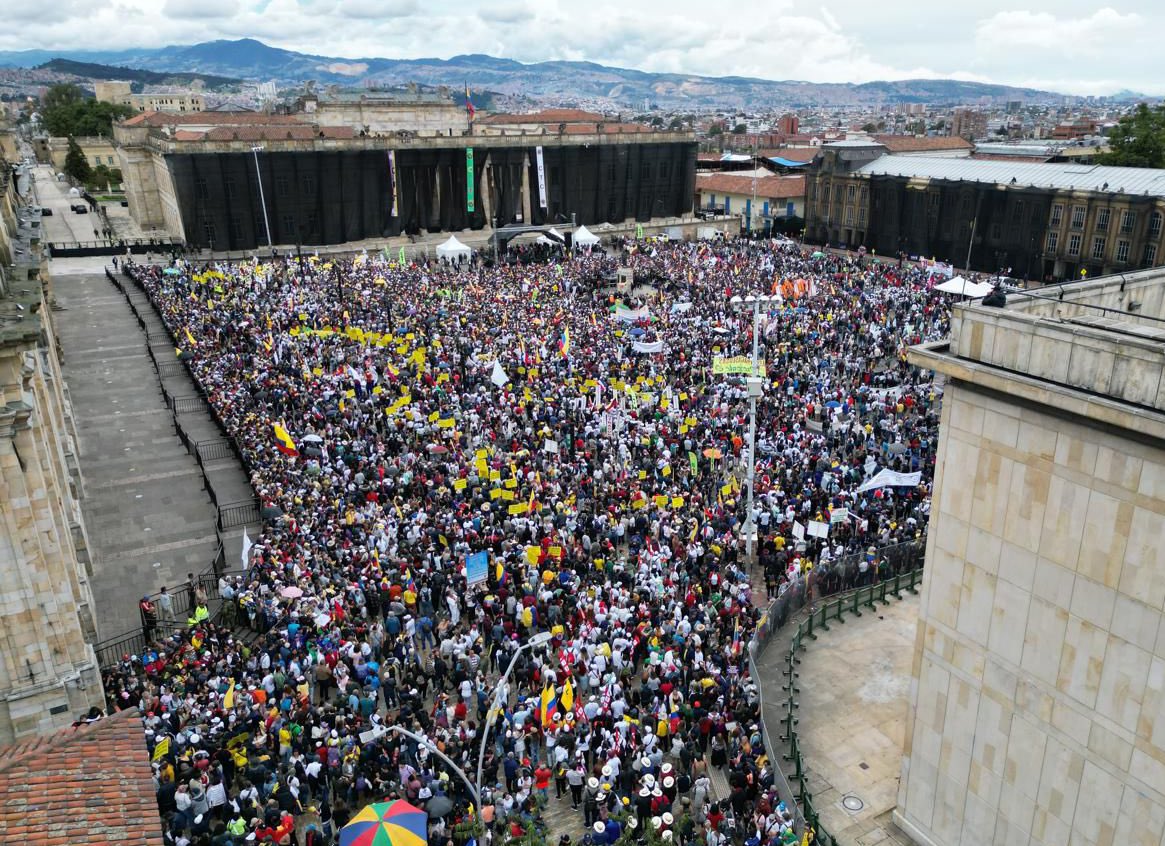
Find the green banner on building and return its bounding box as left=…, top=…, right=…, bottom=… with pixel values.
left=466, top=147, right=475, bottom=213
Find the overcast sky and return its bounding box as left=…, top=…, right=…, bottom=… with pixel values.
left=11, top=0, right=1161, bottom=95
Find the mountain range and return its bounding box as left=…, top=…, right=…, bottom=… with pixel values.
left=0, top=38, right=1070, bottom=109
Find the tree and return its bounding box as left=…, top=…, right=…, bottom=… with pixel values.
left=64, top=137, right=92, bottom=184
left=1099, top=103, right=1165, bottom=168
left=707, top=124, right=724, bottom=136
left=862, top=122, right=877, bottom=133
left=731, top=123, right=747, bottom=134
left=40, top=83, right=136, bottom=138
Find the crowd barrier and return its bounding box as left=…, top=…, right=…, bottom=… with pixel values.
left=749, top=538, right=926, bottom=841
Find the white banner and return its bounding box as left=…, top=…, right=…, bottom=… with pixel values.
left=535, top=146, right=548, bottom=210
left=631, top=340, right=664, bottom=354
left=388, top=150, right=398, bottom=217
left=856, top=468, right=922, bottom=493
left=614, top=305, right=651, bottom=322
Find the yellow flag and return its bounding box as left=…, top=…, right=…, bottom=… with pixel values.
left=152, top=736, right=171, bottom=761
left=223, top=679, right=236, bottom=709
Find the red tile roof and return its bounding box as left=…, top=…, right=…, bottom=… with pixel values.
left=479, top=109, right=607, bottom=124
left=0, top=709, right=163, bottom=846
left=695, top=173, right=806, bottom=200
left=121, top=111, right=303, bottom=128
left=872, top=134, right=973, bottom=153
left=758, top=147, right=818, bottom=163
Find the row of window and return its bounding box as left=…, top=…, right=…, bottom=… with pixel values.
left=1045, top=230, right=1154, bottom=264
left=92, top=155, right=116, bottom=166
left=1050, top=204, right=1161, bottom=235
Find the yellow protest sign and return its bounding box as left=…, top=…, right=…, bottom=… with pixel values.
left=671, top=496, right=684, bottom=508
left=549, top=546, right=563, bottom=558
left=489, top=469, right=501, bottom=481
left=509, top=503, right=529, bottom=515
left=453, top=478, right=468, bottom=491
left=428, top=411, right=440, bottom=422
left=662, top=465, right=671, bottom=477
left=631, top=498, right=647, bottom=510
left=490, top=488, right=503, bottom=500
left=437, top=418, right=455, bottom=429
left=504, top=478, right=518, bottom=489
left=526, top=546, right=542, bottom=564
left=500, top=490, right=516, bottom=502
left=721, top=482, right=734, bottom=496
left=653, top=495, right=669, bottom=507
left=638, top=470, right=648, bottom=480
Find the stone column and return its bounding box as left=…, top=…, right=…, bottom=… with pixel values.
left=520, top=159, right=532, bottom=224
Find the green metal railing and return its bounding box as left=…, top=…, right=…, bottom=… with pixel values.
left=780, top=565, right=924, bottom=844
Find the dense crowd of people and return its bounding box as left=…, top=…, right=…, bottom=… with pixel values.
left=102, top=236, right=950, bottom=846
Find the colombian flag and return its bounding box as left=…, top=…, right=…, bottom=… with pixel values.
left=540, top=685, right=558, bottom=727
left=560, top=677, right=574, bottom=714
left=273, top=422, right=298, bottom=457
left=559, top=326, right=570, bottom=358
left=465, top=82, right=475, bottom=121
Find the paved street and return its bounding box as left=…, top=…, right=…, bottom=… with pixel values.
left=51, top=268, right=221, bottom=638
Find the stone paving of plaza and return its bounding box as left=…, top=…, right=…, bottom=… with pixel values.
left=757, top=595, right=921, bottom=846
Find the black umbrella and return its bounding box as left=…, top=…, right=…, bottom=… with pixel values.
left=260, top=505, right=284, bottom=521
left=425, top=795, right=454, bottom=818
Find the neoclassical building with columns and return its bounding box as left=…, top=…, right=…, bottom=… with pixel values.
left=0, top=163, right=105, bottom=741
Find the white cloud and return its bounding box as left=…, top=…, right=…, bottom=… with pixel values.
left=163, top=0, right=239, bottom=18
left=974, top=7, right=1141, bottom=54
left=1, top=0, right=1162, bottom=95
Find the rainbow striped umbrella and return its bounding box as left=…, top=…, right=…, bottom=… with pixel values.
left=340, top=800, right=428, bottom=846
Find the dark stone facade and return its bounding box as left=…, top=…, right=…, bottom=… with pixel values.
left=167, top=140, right=697, bottom=251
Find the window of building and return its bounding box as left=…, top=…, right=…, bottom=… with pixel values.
left=846, top=184, right=856, bottom=201
left=107, top=156, right=115, bottom=165
left=195, top=176, right=209, bottom=199
left=1091, top=236, right=1106, bottom=260
left=860, top=187, right=868, bottom=206
left=1046, top=231, right=1058, bottom=252
left=225, top=179, right=237, bottom=202
left=1121, top=209, right=1137, bottom=232
left=1145, top=243, right=1158, bottom=266
left=1070, top=206, right=1085, bottom=228
left=302, top=174, right=316, bottom=194
left=202, top=219, right=216, bottom=244
left=282, top=214, right=296, bottom=237
left=1116, top=240, right=1130, bottom=263
left=991, top=222, right=1002, bottom=242
left=844, top=207, right=854, bottom=226
left=229, top=215, right=244, bottom=242
left=275, top=175, right=290, bottom=197
left=1068, top=233, right=1081, bottom=256
left=1096, top=207, right=1110, bottom=231
left=1151, top=211, right=1163, bottom=237
left=858, top=206, right=867, bottom=226
left=1050, top=204, right=1063, bottom=226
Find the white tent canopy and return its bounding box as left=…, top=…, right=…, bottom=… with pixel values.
left=573, top=225, right=600, bottom=247
left=935, top=276, right=994, bottom=298
left=537, top=227, right=565, bottom=246
left=436, top=235, right=473, bottom=260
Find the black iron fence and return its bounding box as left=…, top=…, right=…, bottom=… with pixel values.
left=749, top=537, right=927, bottom=842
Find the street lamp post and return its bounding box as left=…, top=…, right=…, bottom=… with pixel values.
left=474, top=630, right=552, bottom=804
left=729, top=293, right=770, bottom=562
left=492, top=215, right=498, bottom=263
left=251, top=145, right=273, bottom=251
left=386, top=629, right=552, bottom=818
left=387, top=724, right=482, bottom=813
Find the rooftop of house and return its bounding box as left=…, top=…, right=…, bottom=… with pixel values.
left=0, top=708, right=163, bottom=846
left=695, top=173, right=806, bottom=200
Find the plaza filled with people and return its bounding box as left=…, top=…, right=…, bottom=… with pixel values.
left=102, top=236, right=950, bottom=846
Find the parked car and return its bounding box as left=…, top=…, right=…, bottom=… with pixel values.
left=41, top=207, right=53, bottom=216
left=71, top=204, right=88, bottom=214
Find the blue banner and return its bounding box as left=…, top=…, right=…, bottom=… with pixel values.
left=466, top=550, right=488, bottom=585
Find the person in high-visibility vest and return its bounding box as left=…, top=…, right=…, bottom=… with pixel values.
left=187, top=602, right=210, bottom=626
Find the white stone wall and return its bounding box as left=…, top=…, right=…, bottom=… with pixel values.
left=895, top=384, right=1165, bottom=846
